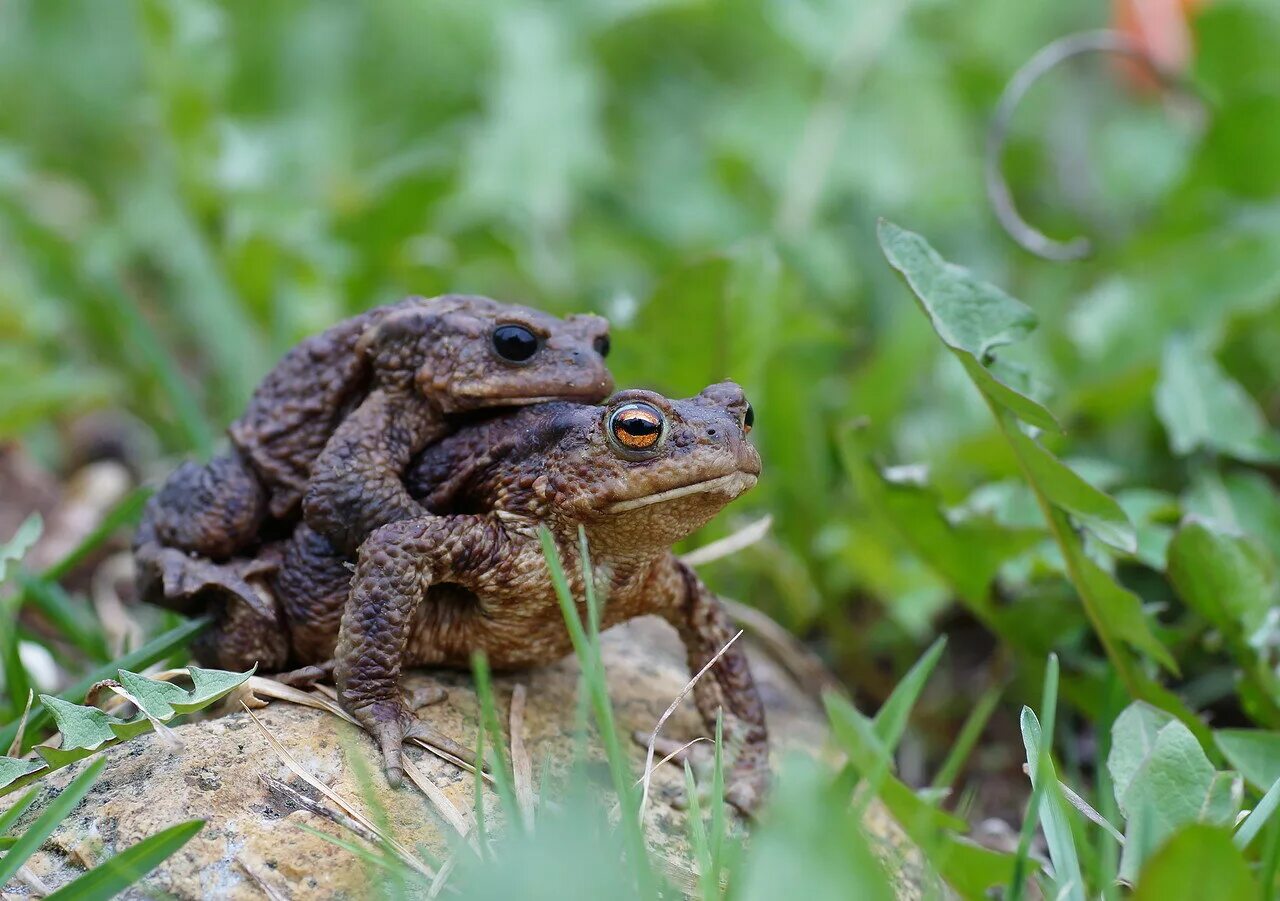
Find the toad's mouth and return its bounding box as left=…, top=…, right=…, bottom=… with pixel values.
left=604, top=471, right=758, bottom=514
left=464, top=389, right=606, bottom=408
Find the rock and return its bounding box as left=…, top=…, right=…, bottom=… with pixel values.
left=1, top=617, right=933, bottom=899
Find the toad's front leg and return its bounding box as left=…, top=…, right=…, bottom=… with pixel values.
left=653, top=555, right=769, bottom=815
left=304, top=386, right=441, bottom=557
left=335, top=514, right=503, bottom=786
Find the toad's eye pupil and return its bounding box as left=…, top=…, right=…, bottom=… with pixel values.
left=594, top=334, right=611, bottom=358
left=492, top=325, right=539, bottom=362
left=610, top=403, right=664, bottom=450
left=743, top=403, right=755, bottom=433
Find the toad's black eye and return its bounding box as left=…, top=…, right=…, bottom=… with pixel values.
left=743, top=403, right=754, bottom=434
left=492, top=325, right=539, bottom=363
left=593, top=333, right=611, bottom=358
left=609, top=402, right=664, bottom=452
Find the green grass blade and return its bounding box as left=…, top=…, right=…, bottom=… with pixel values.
left=471, top=652, right=523, bottom=834
left=540, top=527, right=657, bottom=899
left=0, top=787, right=40, bottom=835
left=19, top=576, right=110, bottom=663
left=1235, top=774, right=1280, bottom=849
left=43, top=818, right=204, bottom=900
left=872, top=635, right=946, bottom=749
left=0, top=617, right=210, bottom=754
left=0, top=756, right=106, bottom=885
left=931, top=684, right=1001, bottom=794
left=39, top=488, right=150, bottom=583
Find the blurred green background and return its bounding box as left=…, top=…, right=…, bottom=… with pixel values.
left=3, top=0, right=1279, bottom=822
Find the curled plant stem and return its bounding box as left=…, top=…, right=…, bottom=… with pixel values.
left=985, top=29, right=1198, bottom=262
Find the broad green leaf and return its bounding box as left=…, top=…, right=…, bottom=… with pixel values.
left=1056, top=511, right=1177, bottom=674
left=1, top=665, right=253, bottom=796
left=1131, top=825, right=1256, bottom=900
left=1155, top=335, right=1280, bottom=463
left=1183, top=469, right=1280, bottom=563
left=1003, top=425, right=1136, bottom=554
left=1020, top=708, right=1084, bottom=901
left=1168, top=519, right=1279, bottom=643
left=1168, top=519, right=1280, bottom=724
left=0, top=513, right=42, bottom=583
left=1214, top=729, right=1280, bottom=791
left=0, top=616, right=211, bottom=755
left=0, top=757, right=44, bottom=791
left=44, top=818, right=204, bottom=901
left=737, top=755, right=895, bottom=901
left=1108, top=703, right=1242, bottom=881
left=877, top=220, right=1059, bottom=432
left=0, top=757, right=106, bottom=886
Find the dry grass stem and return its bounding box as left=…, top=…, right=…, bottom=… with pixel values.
left=632, top=737, right=711, bottom=786
left=243, top=703, right=432, bottom=879
left=7, top=690, right=34, bottom=757
left=508, top=683, right=535, bottom=831
left=235, top=853, right=291, bottom=901
left=638, top=630, right=743, bottom=822
left=679, top=515, right=772, bottom=566
left=401, top=755, right=477, bottom=849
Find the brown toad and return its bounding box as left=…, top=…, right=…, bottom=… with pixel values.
left=332, top=381, right=768, bottom=812
left=136, top=295, right=613, bottom=660
left=141, top=294, right=613, bottom=561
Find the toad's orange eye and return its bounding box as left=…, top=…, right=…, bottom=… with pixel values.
left=609, top=403, right=664, bottom=451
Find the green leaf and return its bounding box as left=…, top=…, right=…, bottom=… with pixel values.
left=1, top=664, right=252, bottom=795
left=0, top=513, right=42, bottom=584
left=1003, top=424, right=1136, bottom=554
left=1155, top=334, right=1280, bottom=463
left=0, top=757, right=106, bottom=887
left=877, top=220, right=1059, bottom=432
left=1168, top=519, right=1280, bottom=725
left=1214, top=729, right=1280, bottom=791
left=44, top=819, right=204, bottom=901
left=1056, top=511, right=1177, bottom=674
left=1108, top=703, right=1242, bottom=881
left=1183, top=469, right=1280, bottom=564
left=0, top=757, right=44, bottom=792
left=0, top=616, right=211, bottom=755
left=1020, top=708, right=1084, bottom=901
left=1131, top=825, right=1257, bottom=900
left=1169, top=519, right=1279, bottom=638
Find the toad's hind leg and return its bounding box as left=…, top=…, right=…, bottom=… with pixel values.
left=656, top=557, right=769, bottom=815
left=142, top=450, right=267, bottom=560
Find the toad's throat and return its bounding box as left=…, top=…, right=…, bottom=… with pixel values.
left=604, top=472, right=757, bottom=514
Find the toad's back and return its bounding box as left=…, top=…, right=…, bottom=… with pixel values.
left=228, top=302, right=395, bottom=518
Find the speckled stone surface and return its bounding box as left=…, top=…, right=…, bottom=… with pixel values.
left=0, top=617, right=933, bottom=899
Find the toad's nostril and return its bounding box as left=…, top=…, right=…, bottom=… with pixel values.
left=707, top=428, right=717, bottom=437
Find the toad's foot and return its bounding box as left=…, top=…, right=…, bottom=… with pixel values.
left=348, top=699, right=476, bottom=788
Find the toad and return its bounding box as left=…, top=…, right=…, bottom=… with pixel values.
left=331, top=381, right=768, bottom=812
left=136, top=295, right=613, bottom=659
left=141, top=294, right=613, bottom=561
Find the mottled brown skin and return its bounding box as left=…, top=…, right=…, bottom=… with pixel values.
left=142, top=294, right=612, bottom=558
left=334, top=382, right=769, bottom=812
left=136, top=295, right=612, bottom=667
